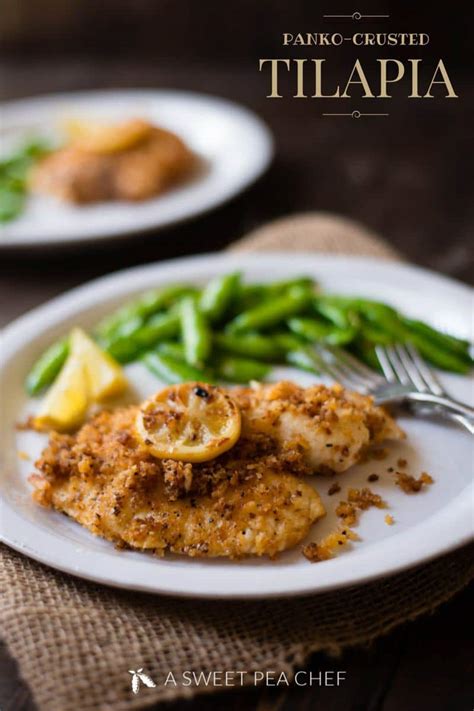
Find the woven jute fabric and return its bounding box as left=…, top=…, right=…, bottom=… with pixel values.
left=1, top=212, right=472, bottom=711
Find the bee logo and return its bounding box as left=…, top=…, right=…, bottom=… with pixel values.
left=128, top=668, right=157, bottom=694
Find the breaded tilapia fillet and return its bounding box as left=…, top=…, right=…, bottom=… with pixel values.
left=31, top=407, right=325, bottom=559
left=31, top=125, right=194, bottom=204
left=232, top=381, right=403, bottom=474
left=30, top=381, right=402, bottom=559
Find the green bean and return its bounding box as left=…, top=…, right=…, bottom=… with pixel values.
left=105, top=338, right=141, bottom=364
left=313, top=298, right=359, bottom=330
left=351, top=337, right=381, bottom=371
left=99, top=315, right=144, bottom=346
left=137, top=285, right=197, bottom=317
left=200, top=272, right=241, bottom=322
left=232, top=278, right=316, bottom=315
left=406, top=333, right=470, bottom=374
left=180, top=297, right=211, bottom=367
left=227, top=285, right=312, bottom=333
left=143, top=352, right=212, bottom=384
left=358, top=306, right=407, bottom=341
left=330, top=297, right=399, bottom=317
left=214, top=355, right=270, bottom=383
left=355, top=300, right=397, bottom=318
left=156, top=341, right=186, bottom=360
left=106, top=312, right=180, bottom=362
left=360, top=323, right=394, bottom=345
left=314, top=295, right=399, bottom=324
left=157, top=341, right=271, bottom=383
left=25, top=338, right=69, bottom=395
left=213, top=332, right=283, bottom=361
left=288, top=317, right=356, bottom=346
left=240, top=277, right=315, bottom=299
left=95, top=285, right=196, bottom=340
left=134, top=312, right=181, bottom=347
left=360, top=309, right=470, bottom=371
left=402, top=317, right=472, bottom=359
left=271, top=332, right=307, bottom=353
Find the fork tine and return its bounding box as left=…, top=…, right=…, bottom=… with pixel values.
left=325, top=345, right=382, bottom=380
left=308, top=347, right=346, bottom=384
left=313, top=351, right=362, bottom=389
left=382, top=345, right=411, bottom=385
left=405, top=343, right=445, bottom=395
left=316, top=345, right=380, bottom=392
left=375, top=345, right=397, bottom=382
left=317, top=351, right=370, bottom=389
left=394, top=344, right=428, bottom=392
left=310, top=346, right=365, bottom=391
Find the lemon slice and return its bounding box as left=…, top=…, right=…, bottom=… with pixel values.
left=135, top=383, right=241, bottom=462
left=63, top=117, right=153, bottom=154
left=70, top=328, right=127, bottom=400
left=34, top=355, right=88, bottom=432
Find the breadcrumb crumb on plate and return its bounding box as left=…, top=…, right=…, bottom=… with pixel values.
left=303, top=527, right=359, bottom=563
left=335, top=487, right=387, bottom=526
left=395, top=471, right=434, bottom=494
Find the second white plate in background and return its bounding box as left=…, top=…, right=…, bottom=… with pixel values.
left=0, top=89, right=273, bottom=247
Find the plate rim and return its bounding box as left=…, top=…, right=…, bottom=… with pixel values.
left=0, top=88, right=274, bottom=249
left=1, top=251, right=473, bottom=599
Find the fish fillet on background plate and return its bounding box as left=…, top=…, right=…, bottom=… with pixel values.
left=31, top=119, right=195, bottom=204
left=30, top=381, right=402, bottom=559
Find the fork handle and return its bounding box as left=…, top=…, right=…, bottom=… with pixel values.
left=402, top=392, right=474, bottom=421
left=409, top=406, right=474, bottom=434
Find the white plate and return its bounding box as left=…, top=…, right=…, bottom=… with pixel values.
left=0, top=90, right=273, bottom=248
left=1, top=253, right=473, bottom=598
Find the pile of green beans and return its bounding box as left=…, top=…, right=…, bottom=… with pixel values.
left=25, top=273, right=472, bottom=395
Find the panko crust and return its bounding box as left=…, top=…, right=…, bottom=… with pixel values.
left=231, top=381, right=404, bottom=474
left=30, top=381, right=403, bottom=560
left=31, top=406, right=325, bottom=559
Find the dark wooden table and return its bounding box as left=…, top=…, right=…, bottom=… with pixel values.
left=1, top=58, right=473, bottom=710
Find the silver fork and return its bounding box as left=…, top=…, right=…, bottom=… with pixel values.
left=311, top=344, right=474, bottom=428
left=375, top=343, right=474, bottom=434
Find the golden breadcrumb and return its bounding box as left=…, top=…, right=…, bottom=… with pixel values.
left=335, top=487, right=387, bottom=526
left=395, top=471, right=434, bottom=493
left=302, top=527, right=359, bottom=563
left=385, top=514, right=395, bottom=526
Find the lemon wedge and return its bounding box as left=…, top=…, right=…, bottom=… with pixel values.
left=63, top=117, right=152, bottom=154
left=34, top=328, right=127, bottom=431
left=135, top=383, right=241, bottom=462
left=34, top=355, right=89, bottom=432
left=70, top=327, right=127, bottom=400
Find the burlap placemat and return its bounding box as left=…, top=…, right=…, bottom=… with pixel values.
left=1, top=212, right=472, bottom=711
